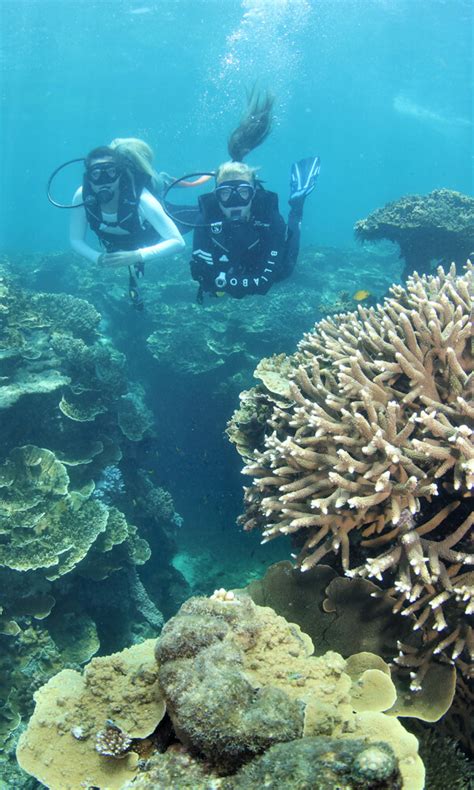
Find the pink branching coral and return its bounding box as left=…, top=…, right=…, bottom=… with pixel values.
left=233, top=263, right=473, bottom=689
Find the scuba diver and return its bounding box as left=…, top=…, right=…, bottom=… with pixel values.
left=69, top=138, right=186, bottom=310
left=49, top=138, right=193, bottom=310
left=187, top=90, right=320, bottom=301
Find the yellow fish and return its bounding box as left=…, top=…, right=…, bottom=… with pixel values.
left=353, top=289, right=371, bottom=301
left=215, top=291, right=226, bottom=298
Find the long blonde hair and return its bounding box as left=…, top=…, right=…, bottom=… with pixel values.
left=110, top=137, right=160, bottom=191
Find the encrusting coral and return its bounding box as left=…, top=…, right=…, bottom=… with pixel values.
left=242, top=560, right=457, bottom=722
left=354, top=189, right=474, bottom=280
left=16, top=639, right=166, bottom=790
left=230, top=263, right=473, bottom=690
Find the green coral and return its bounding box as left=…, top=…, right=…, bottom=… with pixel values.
left=117, top=384, right=154, bottom=441
left=0, top=446, right=109, bottom=577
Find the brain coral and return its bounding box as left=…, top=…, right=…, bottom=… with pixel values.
left=230, top=263, right=473, bottom=689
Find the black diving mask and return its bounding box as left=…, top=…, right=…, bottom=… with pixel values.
left=215, top=181, right=255, bottom=208
left=87, top=163, right=122, bottom=186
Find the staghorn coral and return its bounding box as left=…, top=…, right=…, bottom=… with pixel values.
left=354, top=189, right=474, bottom=280
left=231, top=263, right=473, bottom=690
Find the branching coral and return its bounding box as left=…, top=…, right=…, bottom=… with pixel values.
left=232, top=263, right=473, bottom=689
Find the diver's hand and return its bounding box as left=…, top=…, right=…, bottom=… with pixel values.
left=98, top=251, right=142, bottom=268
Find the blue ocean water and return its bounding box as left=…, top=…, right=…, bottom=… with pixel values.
left=0, top=0, right=472, bottom=600
left=0, top=4, right=473, bottom=785
left=0, top=0, right=472, bottom=254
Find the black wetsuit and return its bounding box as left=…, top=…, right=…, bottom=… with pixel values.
left=190, top=188, right=302, bottom=299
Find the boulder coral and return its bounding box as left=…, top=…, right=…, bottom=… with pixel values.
left=156, top=594, right=423, bottom=788
left=229, top=263, right=473, bottom=689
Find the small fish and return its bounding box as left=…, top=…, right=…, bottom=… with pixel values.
left=353, top=289, right=371, bottom=301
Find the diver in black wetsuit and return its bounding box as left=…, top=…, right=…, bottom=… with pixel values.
left=190, top=91, right=320, bottom=301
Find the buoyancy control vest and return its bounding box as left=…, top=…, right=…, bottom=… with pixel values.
left=195, top=187, right=281, bottom=274
left=82, top=170, right=161, bottom=252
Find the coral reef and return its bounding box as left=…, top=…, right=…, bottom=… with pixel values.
left=230, top=264, right=473, bottom=690
left=242, top=561, right=457, bottom=722
left=19, top=593, right=425, bottom=789
left=355, top=188, right=474, bottom=279
left=143, top=247, right=400, bottom=384
left=0, top=264, right=179, bottom=784
left=118, top=384, right=154, bottom=442
left=0, top=445, right=146, bottom=582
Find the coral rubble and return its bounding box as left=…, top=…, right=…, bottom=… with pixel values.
left=230, top=263, right=473, bottom=690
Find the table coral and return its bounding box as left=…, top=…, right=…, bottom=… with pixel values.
left=354, top=189, right=474, bottom=280
left=231, top=263, right=473, bottom=689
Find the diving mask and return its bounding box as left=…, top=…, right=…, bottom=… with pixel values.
left=87, top=162, right=121, bottom=186
left=215, top=181, right=255, bottom=208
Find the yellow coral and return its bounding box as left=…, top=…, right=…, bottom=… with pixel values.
left=16, top=639, right=166, bottom=790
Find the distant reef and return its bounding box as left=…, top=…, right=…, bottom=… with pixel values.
left=355, top=188, right=474, bottom=280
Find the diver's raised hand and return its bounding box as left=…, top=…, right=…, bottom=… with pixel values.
left=98, top=251, right=142, bottom=268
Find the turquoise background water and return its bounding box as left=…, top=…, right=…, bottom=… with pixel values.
left=1, top=0, right=472, bottom=254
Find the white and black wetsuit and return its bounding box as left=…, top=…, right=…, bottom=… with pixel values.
left=70, top=174, right=184, bottom=265
left=190, top=188, right=302, bottom=299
